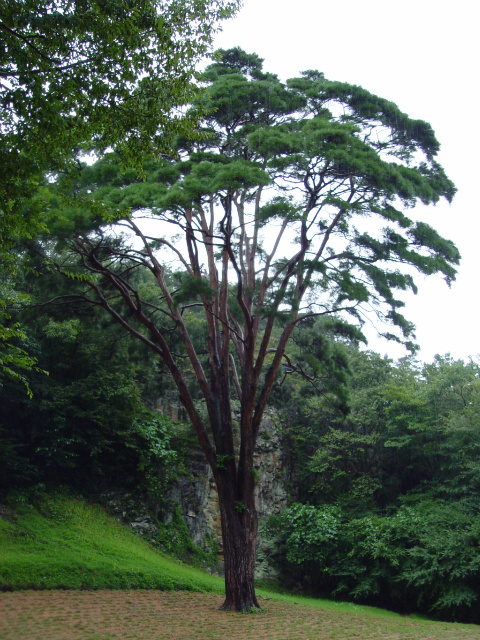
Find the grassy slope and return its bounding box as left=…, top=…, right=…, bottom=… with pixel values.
left=1, top=494, right=478, bottom=635
left=0, top=495, right=220, bottom=593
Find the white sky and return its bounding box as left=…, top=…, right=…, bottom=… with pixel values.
left=212, top=0, right=479, bottom=363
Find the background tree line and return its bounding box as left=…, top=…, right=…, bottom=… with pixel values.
left=273, top=348, right=480, bottom=622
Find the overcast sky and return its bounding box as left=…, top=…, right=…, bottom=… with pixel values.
left=211, top=0, right=478, bottom=363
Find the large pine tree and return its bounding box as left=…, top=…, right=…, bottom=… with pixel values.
left=48, top=48, right=459, bottom=610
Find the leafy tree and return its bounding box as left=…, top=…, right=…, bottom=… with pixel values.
left=278, top=498, right=480, bottom=621
left=293, top=352, right=480, bottom=510
left=0, top=273, right=182, bottom=496
left=0, top=293, right=41, bottom=396
left=44, top=48, right=458, bottom=611
left=0, top=0, right=239, bottom=386
left=1, top=0, right=238, bottom=178
left=416, top=355, right=480, bottom=498
left=275, top=353, right=480, bottom=621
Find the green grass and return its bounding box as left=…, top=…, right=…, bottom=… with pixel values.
left=0, top=494, right=222, bottom=593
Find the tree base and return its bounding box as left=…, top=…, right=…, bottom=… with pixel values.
left=218, top=599, right=263, bottom=613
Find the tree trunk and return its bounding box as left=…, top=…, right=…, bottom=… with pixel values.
left=217, top=483, right=260, bottom=612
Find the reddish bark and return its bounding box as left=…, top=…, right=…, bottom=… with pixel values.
left=216, top=475, right=260, bottom=612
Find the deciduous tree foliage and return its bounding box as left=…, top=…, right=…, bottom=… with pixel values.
left=49, top=48, right=459, bottom=610
left=0, top=298, right=179, bottom=496
left=0, top=0, right=238, bottom=182
left=0, top=0, right=238, bottom=387
left=288, top=351, right=480, bottom=510
left=277, top=353, right=480, bottom=622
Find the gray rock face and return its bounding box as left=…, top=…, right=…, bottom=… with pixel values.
left=152, top=398, right=187, bottom=423
left=254, top=412, right=288, bottom=519
left=168, top=449, right=220, bottom=552
left=101, top=493, right=161, bottom=544
left=170, top=409, right=288, bottom=579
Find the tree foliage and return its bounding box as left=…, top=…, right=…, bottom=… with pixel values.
left=273, top=352, right=480, bottom=621
left=0, top=0, right=238, bottom=182
left=0, top=0, right=239, bottom=236
left=0, top=280, right=181, bottom=496
left=0, top=0, right=239, bottom=388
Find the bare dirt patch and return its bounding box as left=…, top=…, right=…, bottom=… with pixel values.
left=0, top=591, right=479, bottom=640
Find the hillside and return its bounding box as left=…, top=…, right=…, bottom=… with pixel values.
left=0, top=494, right=220, bottom=593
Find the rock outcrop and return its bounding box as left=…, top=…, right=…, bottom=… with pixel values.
left=170, top=409, right=288, bottom=579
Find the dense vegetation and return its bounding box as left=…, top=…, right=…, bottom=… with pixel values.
left=273, top=350, right=480, bottom=622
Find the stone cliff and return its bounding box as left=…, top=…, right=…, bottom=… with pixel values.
left=168, top=408, right=289, bottom=579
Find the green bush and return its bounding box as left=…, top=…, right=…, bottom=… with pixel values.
left=277, top=499, right=480, bottom=622
left=154, top=506, right=217, bottom=570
